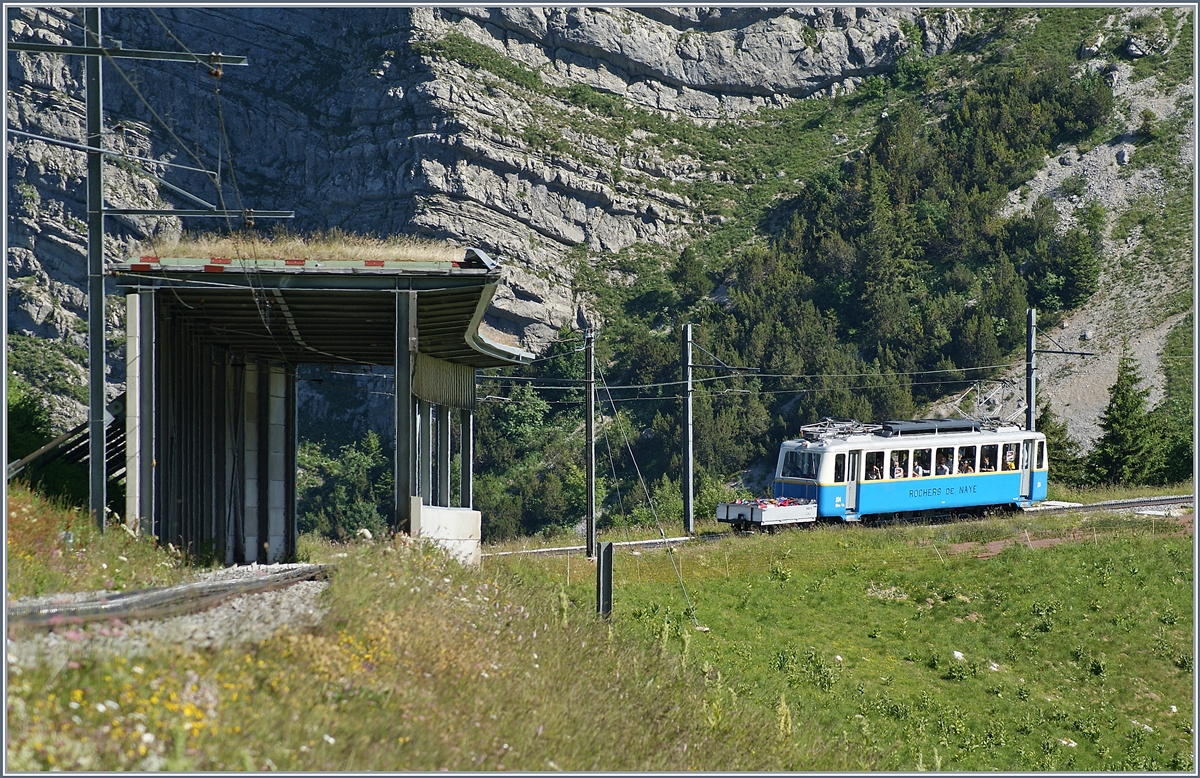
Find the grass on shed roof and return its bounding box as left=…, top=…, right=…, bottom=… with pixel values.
left=145, top=229, right=464, bottom=263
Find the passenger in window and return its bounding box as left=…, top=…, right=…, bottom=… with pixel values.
left=1004, top=449, right=1017, bottom=470
left=980, top=455, right=994, bottom=472
left=936, top=458, right=950, bottom=475
left=959, top=457, right=974, bottom=474
left=912, top=461, right=926, bottom=477
left=867, top=462, right=882, bottom=480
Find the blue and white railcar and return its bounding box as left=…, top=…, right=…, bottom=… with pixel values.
left=773, top=419, right=1048, bottom=521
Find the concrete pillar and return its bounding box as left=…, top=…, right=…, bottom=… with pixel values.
left=460, top=409, right=473, bottom=509
left=227, top=360, right=247, bottom=565
left=137, top=292, right=155, bottom=538
left=256, top=361, right=270, bottom=563
left=267, top=364, right=287, bottom=561
left=285, top=365, right=297, bottom=562
left=394, top=291, right=416, bottom=533
left=437, top=404, right=451, bottom=507
left=243, top=361, right=260, bottom=563
left=124, top=291, right=141, bottom=530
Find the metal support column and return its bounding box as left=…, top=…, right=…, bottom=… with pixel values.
left=213, top=348, right=227, bottom=564
left=84, top=7, right=106, bottom=528
left=201, top=344, right=215, bottom=551
left=419, top=399, right=432, bottom=503
left=436, top=404, right=451, bottom=507
left=682, top=323, right=694, bottom=534
left=394, top=291, right=416, bottom=533
left=585, top=328, right=596, bottom=559
left=460, top=409, right=474, bottom=509
left=1026, top=308, right=1036, bottom=432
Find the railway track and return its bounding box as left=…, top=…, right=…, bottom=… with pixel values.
left=1023, top=493, right=1193, bottom=515
left=483, top=494, right=1194, bottom=557
left=10, top=495, right=1190, bottom=632
left=7, top=563, right=329, bottom=631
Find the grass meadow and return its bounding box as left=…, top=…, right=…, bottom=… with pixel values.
left=6, top=483, right=1195, bottom=770
left=493, top=508, right=1195, bottom=771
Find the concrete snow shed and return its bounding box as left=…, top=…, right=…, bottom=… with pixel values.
left=111, top=246, right=530, bottom=565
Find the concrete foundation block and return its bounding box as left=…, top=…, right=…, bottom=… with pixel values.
left=410, top=498, right=481, bottom=567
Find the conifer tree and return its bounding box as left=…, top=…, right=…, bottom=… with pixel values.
left=1089, top=350, right=1156, bottom=485
left=1035, top=402, right=1087, bottom=486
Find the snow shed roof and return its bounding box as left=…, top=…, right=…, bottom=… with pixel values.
left=109, top=246, right=532, bottom=367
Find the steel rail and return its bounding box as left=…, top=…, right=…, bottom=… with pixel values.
left=484, top=495, right=1193, bottom=556
left=483, top=535, right=700, bottom=558
left=1023, top=494, right=1193, bottom=515
left=7, top=564, right=328, bottom=630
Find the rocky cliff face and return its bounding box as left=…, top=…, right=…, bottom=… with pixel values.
left=7, top=6, right=966, bottom=379
left=8, top=7, right=1193, bottom=458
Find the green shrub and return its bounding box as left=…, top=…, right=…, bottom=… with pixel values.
left=296, top=432, right=393, bottom=540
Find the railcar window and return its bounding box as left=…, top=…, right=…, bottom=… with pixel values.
left=936, top=447, right=954, bottom=475
left=864, top=451, right=884, bottom=480
left=957, top=445, right=977, bottom=474
left=783, top=451, right=823, bottom=479
left=833, top=453, right=846, bottom=482
left=889, top=450, right=909, bottom=479
left=1003, top=442, right=1020, bottom=471
left=913, top=448, right=932, bottom=477
left=1037, top=441, right=1045, bottom=469
left=980, top=444, right=998, bottom=472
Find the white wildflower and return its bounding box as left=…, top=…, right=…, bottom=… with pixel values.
left=953, top=650, right=965, bottom=661
left=835, top=655, right=843, bottom=662
left=323, top=734, right=336, bottom=745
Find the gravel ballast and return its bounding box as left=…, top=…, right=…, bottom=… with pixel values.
left=6, top=564, right=330, bottom=671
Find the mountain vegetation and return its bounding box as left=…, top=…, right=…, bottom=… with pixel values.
left=460, top=9, right=1190, bottom=541
left=4, top=8, right=1190, bottom=543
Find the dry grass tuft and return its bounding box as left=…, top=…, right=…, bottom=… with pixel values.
left=145, top=229, right=464, bottom=263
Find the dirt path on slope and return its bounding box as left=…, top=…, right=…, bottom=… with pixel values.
left=944, top=512, right=1193, bottom=559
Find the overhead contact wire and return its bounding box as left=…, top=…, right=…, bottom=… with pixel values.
left=597, top=363, right=702, bottom=630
